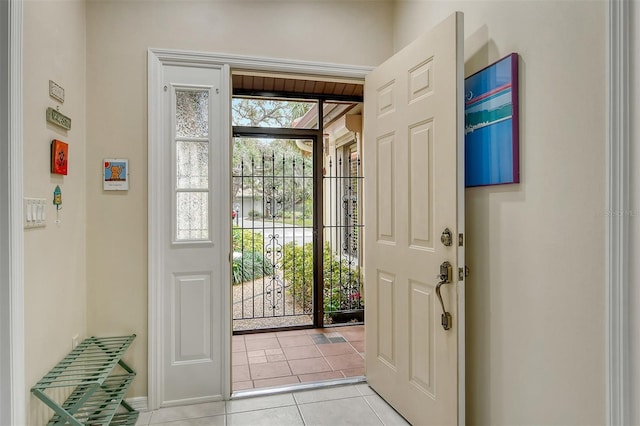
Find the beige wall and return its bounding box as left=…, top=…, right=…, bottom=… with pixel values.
left=23, top=0, right=87, bottom=424
left=85, top=0, right=394, bottom=398
left=394, top=1, right=607, bottom=424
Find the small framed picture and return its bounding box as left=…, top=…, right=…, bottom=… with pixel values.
left=103, top=159, right=129, bottom=191
left=51, top=139, right=68, bottom=175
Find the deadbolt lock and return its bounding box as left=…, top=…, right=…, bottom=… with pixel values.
left=438, top=261, right=453, bottom=283
left=440, top=228, right=453, bottom=247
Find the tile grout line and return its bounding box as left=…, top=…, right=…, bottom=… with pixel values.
left=292, top=389, right=303, bottom=423
left=361, top=393, right=388, bottom=426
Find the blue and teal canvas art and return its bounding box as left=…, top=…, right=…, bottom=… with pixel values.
left=465, top=53, right=519, bottom=187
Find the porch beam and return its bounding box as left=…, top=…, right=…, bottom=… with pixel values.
left=233, top=126, right=319, bottom=139
left=233, top=89, right=362, bottom=103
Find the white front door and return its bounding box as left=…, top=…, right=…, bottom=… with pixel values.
left=364, top=12, right=465, bottom=425
left=159, top=64, right=230, bottom=405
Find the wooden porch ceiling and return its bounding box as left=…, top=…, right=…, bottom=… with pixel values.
left=232, top=74, right=364, bottom=100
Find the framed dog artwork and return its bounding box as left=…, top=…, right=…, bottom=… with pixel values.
left=103, top=159, right=129, bottom=191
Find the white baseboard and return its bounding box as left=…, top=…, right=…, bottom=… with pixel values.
left=126, top=396, right=149, bottom=412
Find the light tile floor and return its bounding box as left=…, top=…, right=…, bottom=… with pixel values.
left=233, top=326, right=365, bottom=392
left=135, top=383, right=410, bottom=426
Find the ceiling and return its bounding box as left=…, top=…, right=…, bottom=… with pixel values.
left=232, top=74, right=364, bottom=99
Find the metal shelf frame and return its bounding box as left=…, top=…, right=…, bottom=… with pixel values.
left=31, top=335, right=138, bottom=426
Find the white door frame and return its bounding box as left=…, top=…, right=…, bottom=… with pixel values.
left=1, top=0, right=24, bottom=425
left=147, top=48, right=372, bottom=409
left=607, top=0, right=631, bottom=423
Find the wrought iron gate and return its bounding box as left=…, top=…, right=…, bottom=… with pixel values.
left=232, top=138, right=315, bottom=331
left=232, top=135, right=365, bottom=331
left=323, top=144, right=364, bottom=324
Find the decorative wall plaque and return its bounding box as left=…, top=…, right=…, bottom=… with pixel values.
left=46, top=107, right=71, bottom=130
left=49, top=80, right=65, bottom=103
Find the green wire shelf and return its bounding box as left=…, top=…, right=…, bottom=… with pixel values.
left=31, top=335, right=137, bottom=426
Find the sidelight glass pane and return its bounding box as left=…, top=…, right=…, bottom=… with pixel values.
left=176, top=90, right=209, bottom=138
left=176, top=192, right=209, bottom=241
left=177, top=141, right=208, bottom=189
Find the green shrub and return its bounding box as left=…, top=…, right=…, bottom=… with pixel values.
left=281, top=243, right=362, bottom=313
left=232, top=251, right=274, bottom=285
left=232, top=227, right=264, bottom=253
left=248, top=210, right=261, bottom=219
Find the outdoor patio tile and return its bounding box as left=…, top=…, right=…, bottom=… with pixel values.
left=244, top=332, right=278, bottom=341
left=232, top=380, right=254, bottom=391
left=341, top=367, right=365, bottom=377
left=277, top=335, right=314, bottom=347
left=365, top=394, right=410, bottom=425
left=233, top=365, right=251, bottom=382
left=245, top=338, right=281, bottom=351
left=253, top=375, right=300, bottom=388
left=293, top=384, right=360, bottom=404
left=309, top=334, right=330, bottom=345
left=266, top=353, right=287, bottom=362
left=227, top=405, right=303, bottom=426
left=288, top=357, right=332, bottom=375
left=282, top=344, right=322, bottom=360
left=325, top=353, right=364, bottom=371
left=247, top=349, right=266, bottom=357
left=339, top=329, right=365, bottom=342
left=275, top=329, right=308, bottom=337
left=316, top=342, right=358, bottom=357
left=306, top=329, right=331, bottom=335
left=350, top=340, right=365, bottom=353
left=297, top=371, right=344, bottom=383
left=248, top=355, right=267, bottom=364
left=298, top=397, right=383, bottom=426
left=232, top=339, right=246, bottom=353
left=232, top=351, right=248, bottom=366
left=226, top=393, right=296, bottom=414
left=249, top=360, right=292, bottom=380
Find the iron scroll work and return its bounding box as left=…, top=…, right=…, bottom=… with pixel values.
left=232, top=143, right=364, bottom=331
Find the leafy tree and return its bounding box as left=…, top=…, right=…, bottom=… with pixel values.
left=232, top=99, right=314, bottom=218
left=232, top=98, right=313, bottom=127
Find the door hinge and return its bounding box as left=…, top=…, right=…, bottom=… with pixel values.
left=458, top=267, right=464, bottom=281
left=458, top=233, right=464, bottom=246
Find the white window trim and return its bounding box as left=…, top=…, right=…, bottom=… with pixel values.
left=1, top=0, right=24, bottom=424
left=607, top=0, right=630, bottom=424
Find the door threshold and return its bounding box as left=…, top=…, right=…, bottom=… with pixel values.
left=231, top=376, right=366, bottom=400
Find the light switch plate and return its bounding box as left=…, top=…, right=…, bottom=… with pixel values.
left=24, top=198, right=47, bottom=228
